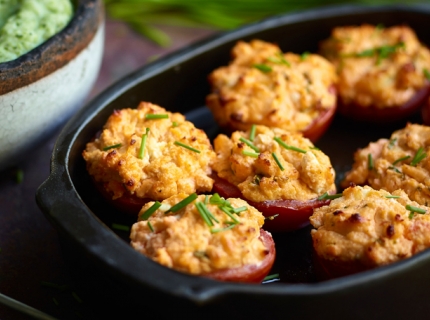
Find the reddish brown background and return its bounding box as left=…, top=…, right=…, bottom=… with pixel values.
left=0, top=19, right=214, bottom=320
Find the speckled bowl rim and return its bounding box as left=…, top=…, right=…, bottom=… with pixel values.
left=0, top=0, right=103, bottom=95
left=37, top=2, right=430, bottom=315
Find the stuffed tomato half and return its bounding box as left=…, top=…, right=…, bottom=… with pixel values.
left=211, top=125, right=337, bottom=233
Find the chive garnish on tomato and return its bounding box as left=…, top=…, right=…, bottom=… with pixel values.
left=174, top=141, right=201, bottom=153
left=406, top=204, right=426, bottom=215
left=318, top=192, right=342, bottom=200
left=210, top=224, right=236, bottom=233
left=195, top=202, right=214, bottom=226
left=111, top=223, right=130, bottom=232
left=367, top=153, right=374, bottom=170
left=145, top=113, right=169, bottom=119
left=147, top=221, right=154, bottom=232
left=253, top=63, right=272, bottom=73
left=249, top=124, right=256, bottom=141
left=239, top=137, right=259, bottom=152
left=263, top=273, right=280, bottom=282
left=424, top=69, right=430, bottom=81
left=138, top=128, right=150, bottom=159
left=411, top=147, right=426, bottom=166
left=242, top=150, right=260, bottom=158
left=220, top=206, right=240, bottom=224
left=267, top=52, right=291, bottom=67
left=231, top=206, right=247, bottom=214
left=140, top=201, right=162, bottom=220
left=166, top=193, right=198, bottom=213
left=388, top=165, right=402, bottom=174
left=385, top=195, right=400, bottom=199
left=272, top=152, right=284, bottom=171
left=274, top=137, right=306, bottom=153
left=392, top=155, right=410, bottom=166
left=300, top=51, right=310, bottom=60
left=103, top=143, right=122, bottom=151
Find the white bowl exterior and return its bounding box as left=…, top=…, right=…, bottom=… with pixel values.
left=0, top=20, right=105, bottom=171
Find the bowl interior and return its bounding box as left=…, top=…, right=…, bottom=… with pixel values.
left=41, top=3, right=430, bottom=317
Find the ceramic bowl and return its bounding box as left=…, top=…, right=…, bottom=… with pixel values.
left=0, top=0, right=104, bottom=171
left=37, top=4, right=430, bottom=320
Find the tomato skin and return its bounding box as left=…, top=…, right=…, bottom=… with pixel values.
left=302, top=102, right=336, bottom=143
left=93, top=180, right=151, bottom=216
left=211, top=173, right=332, bottom=233
left=204, top=229, right=276, bottom=283
left=337, top=84, right=430, bottom=123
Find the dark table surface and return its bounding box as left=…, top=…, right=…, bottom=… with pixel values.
left=0, top=18, right=214, bottom=320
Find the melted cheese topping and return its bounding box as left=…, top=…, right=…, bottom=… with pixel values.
left=212, top=125, right=336, bottom=202
left=83, top=102, right=215, bottom=201
left=206, top=39, right=337, bottom=133
left=130, top=194, right=268, bottom=275
left=342, top=123, right=430, bottom=206
left=310, top=185, right=430, bottom=268
left=320, top=24, right=430, bottom=108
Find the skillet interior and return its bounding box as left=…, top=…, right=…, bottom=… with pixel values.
left=37, top=4, right=430, bottom=319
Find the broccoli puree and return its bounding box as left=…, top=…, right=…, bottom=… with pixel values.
left=0, top=0, right=73, bottom=63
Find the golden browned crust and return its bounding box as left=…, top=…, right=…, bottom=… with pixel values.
left=130, top=194, right=268, bottom=275
left=311, top=185, right=430, bottom=271
left=206, top=39, right=337, bottom=133
left=211, top=125, right=336, bottom=202
left=83, top=102, right=215, bottom=201
left=320, top=24, right=430, bottom=109
left=342, top=123, right=430, bottom=206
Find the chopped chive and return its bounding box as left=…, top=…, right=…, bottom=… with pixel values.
left=204, top=195, right=209, bottom=204
left=318, top=192, right=342, bottom=200
left=252, top=174, right=263, bottom=185
left=195, top=202, right=213, bottom=226
left=172, top=121, right=179, bottom=127
left=111, top=223, right=130, bottom=232
left=15, top=169, right=23, bottom=183
left=263, top=273, right=280, bottom=281
left=242, top=150, right=260, bottom=158
left=167, top=193, right=198, bottom=213
left=267, top=53, right=291, bottom=67
left=145, top=113, right=169, bottom=119
left=193, top=251, right=208, bottom=259
left=253, top=63, right=272, bottom=73
left=209, top=193, right=224, bottom=206
left=301, top=51, right=310, bottom=60
left=411, top=147, right=426, bottom=166
left=249, top=124, right=256, bottom=141
left=140, top=201, right=162, bottom=220
left=211, top=224, right=236, bottom=233
left=231, top=206, right=247, bottom=214
left=220, top=206, right=240, bottom=224
left=103, top=143, right=122, bottom=151
left=406, top=204, right=426, bottom=214
left=388, top=165, right=402, bottom=174
left=147, top=220, right=154, bottom=232
left=388, top=138, right=397, bottom=149
left=265, top=214, right=279, bottom=220
left=272, top=152, right=284, bottom=171
left=200, top=201, right=219, bottom=223
left=239, top=137, right=260, bottom=152
left=367, top=153, right=374, bottom=170
left=310, top=146, right=320, bottom=150
left=392, top=155, right=410, bottom=165
left=174, top=141, right=201, bottom=153
left=138, top=128, right=150, bottom=159
left=72, top=292, right=83, bottom=304
left=385, top=195, right=400, bottom=199
left=409, top=211, right=415, bottom=219
left=424, top=69, right=430, bottom=81
left=274, top=137, right=306, bottom=153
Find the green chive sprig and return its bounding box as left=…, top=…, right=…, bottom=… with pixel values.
left=140, top=201, right=162, bottom=220
left=103, top=143, right=122, bottom=151
left=242, top=150, right=259, bottom=158
left=249, top=124, right=256, bottom=141
left=145, top=113, right=169, bottom=120
left=166, top=193, right=198, bottom=213
left=147, top=221, right=154, bottom=232
left=274, top=137, right=306, bottom=153
left=406, top=204, right=426, bottom=214
left=267, top=52, right=290, bottom=67
left=138, top=128, right=150, bottom=159
left=424, top=69, right=430, bottom=81
left=111, top=223, right=130, bottom=232
left=272, top=152, right=284, bottom=171
left=388, top=165, right=402, bottom=174
left=318, top=192, right=342, bottom=200
left=239, top=137, right=259, bottom=152
left=211, top=224, right=236, bottom=233
left=411, top=147, right=426, bottom=166
left=253, top=63, right=272, bottom=73
left=385, top=195, right=400, bottom=199
left=195, top=201, right=214, bottom=226
left=174, top=141, right=201, bottom=153
left=392, top=155, right=410, bottom=166
left=262, top=273, right=280, bottom=282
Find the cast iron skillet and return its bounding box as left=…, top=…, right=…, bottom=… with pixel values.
left=37, top=4, right=430, bottom=319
